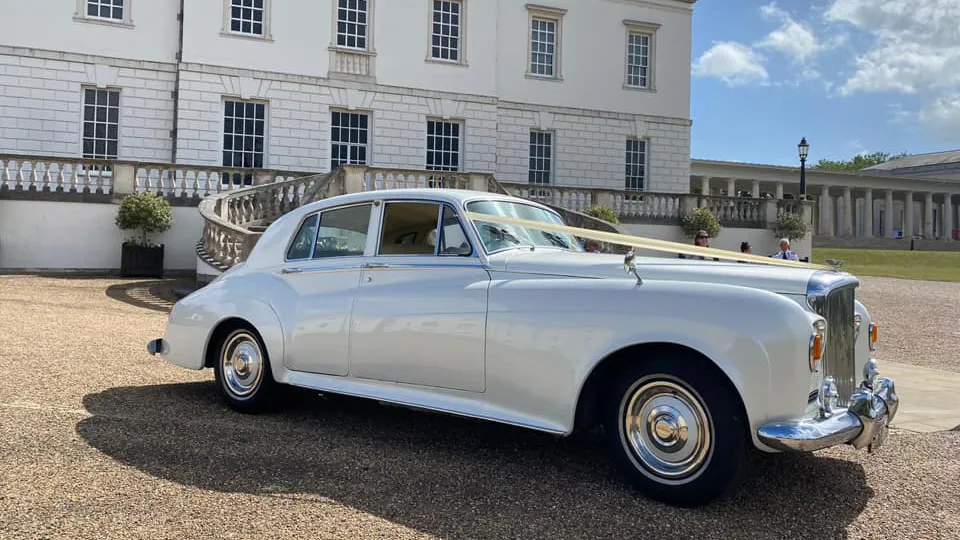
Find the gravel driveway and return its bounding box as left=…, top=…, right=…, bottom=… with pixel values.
left=857, top=276, right=960, bottom=373
left=0, top=275, right=957, bottom=540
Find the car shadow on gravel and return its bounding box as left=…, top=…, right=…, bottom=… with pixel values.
left=104, top=279, right=192, bottom=313
left=77, top=382, right=872, bottom=540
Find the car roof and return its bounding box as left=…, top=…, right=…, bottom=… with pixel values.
left=241, top=188, right=561, bottom=269
left=297, top=188, right=547, bottom=213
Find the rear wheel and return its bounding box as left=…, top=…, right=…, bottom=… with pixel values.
left=603, top=355, right=747, bottom=507
left=213, top=327, right=278, bottom=413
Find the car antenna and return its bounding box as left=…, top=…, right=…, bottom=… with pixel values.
left=624, top=249, right=642, bottom=285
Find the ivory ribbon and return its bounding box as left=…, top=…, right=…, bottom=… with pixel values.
left=463, top=211, right=835, bottom=271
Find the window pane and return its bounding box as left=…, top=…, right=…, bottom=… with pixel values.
left=439, top=205, right=472, bottom=256
left=378, top=202, right=441, bottom=256
left=313, top=204, right=372, bottom=258
left=287, top=213, right=319, bottom=260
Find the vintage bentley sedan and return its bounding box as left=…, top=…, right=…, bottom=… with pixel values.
left=149, top=188, right=898, bottom=507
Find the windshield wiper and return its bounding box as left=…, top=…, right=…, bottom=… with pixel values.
left=481, top=223, right=535, bottom=251
left=541, top=231, right=572, bottom=249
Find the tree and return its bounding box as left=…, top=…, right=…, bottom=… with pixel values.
left=813, top=151, right=909, bottom=171
left=115, top=192, right=173, bottom=247
left=681, top=207, right=721, bottom=238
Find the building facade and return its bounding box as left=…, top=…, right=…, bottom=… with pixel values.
left=0, top=0, right=696, bottom=193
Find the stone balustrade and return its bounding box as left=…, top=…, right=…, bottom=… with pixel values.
left=0, top=153, right=312, bottom=199
left=0, top=154, right=117, bottom=194
left=498, top=183, right=804, bottom=228
left=362, top=168, right=485, bottom=192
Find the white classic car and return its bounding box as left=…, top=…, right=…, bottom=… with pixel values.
left=149, top=188, right=898, bottom=507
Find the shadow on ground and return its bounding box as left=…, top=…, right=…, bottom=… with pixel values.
left=78, top=383, right=872, bottom=539
left=104, top=279, right=193, bottom=313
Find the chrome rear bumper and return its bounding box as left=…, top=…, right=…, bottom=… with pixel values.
left=757, top=364, right=899, bottom=453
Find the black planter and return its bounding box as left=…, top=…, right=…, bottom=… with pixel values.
left=120, top=243, right=165, bottom=278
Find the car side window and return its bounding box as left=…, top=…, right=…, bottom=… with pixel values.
left=312, top=203, right=372, bottom=259
left=438, top=205, right=472, bottom=256
left=286, top=213, right=319, bottom=260
left=378, top=201, right=442, bottom=256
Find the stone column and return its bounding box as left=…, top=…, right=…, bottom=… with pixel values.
left=885, top=190, right=895, bottom=238
left=943, top=193, right=954, bottom=241
left=924, top=192, right=934, bottom=239
left=819, top=185, right=833, bottom=236
left=843, top=187, right=853, bottom=236
left=775, top=183, right=784, bottom=199
left=700, top=176, right=711, bottom=196
left=751, top=180, right=761, bottom=198
left=726, top=178, right=736, bottom=197
left=863, top=188, right=873, bottom=238
left=904, top=191, right=915, bottom=238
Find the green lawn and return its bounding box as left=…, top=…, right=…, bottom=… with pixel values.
left=811, top=248, right=960, bottom=283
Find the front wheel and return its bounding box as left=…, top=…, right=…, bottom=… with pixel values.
left=603, top=357, right=747, bottom=507
left=213, top=327, right=278, bottom=414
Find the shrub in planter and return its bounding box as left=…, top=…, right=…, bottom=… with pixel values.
left=115, top=192, right=173, bottom=278
left=773, top=212, right=810, bottom=242
left=583, top=205, right=621, bottom=225
left=681, top=207, right=721, bottom=239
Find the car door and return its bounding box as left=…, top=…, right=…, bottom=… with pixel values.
left=277, top=202, right=374, bottom=376
left=348, top=200, right=490, bottom=393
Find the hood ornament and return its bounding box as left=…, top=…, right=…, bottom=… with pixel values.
left=624, top=249, right=643, bottom=285
left=824, top=258, right=845, bottom=271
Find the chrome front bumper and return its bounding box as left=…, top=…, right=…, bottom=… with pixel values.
left=757, top=361, right=899, bottom=453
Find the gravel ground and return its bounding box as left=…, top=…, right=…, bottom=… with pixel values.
left=857, top=276, right=960, bottom=373
left=1, top=275, right=958, bottom=540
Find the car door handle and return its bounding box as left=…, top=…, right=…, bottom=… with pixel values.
left=280, top=267, right=303, bottom=274
left=363, top=262, right=390, bottom=268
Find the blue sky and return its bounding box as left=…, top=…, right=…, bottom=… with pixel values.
left=690, top=0, right=960, bottom=166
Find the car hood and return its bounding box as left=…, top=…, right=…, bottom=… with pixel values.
left=493, top=249, right=830, bottom=295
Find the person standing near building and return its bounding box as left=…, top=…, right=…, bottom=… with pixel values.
left=771, top=238, right=799, bottom=261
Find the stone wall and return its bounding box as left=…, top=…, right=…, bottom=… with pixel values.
left=0, top=47, right=175, bottom=162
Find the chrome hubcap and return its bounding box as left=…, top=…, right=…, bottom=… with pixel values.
left=221, top=333, right=263, bottom=398
left=622, top=379, right=712, bottom=481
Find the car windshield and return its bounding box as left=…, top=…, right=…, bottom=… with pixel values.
left=465, top=199, right=583, bottom=253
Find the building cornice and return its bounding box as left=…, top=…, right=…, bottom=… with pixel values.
left=601, top=0, right=696, bottom=15
left=692, top=158, right=960, bottom=193
left=1, top=44, right=692, bottom=131
left=0, top=44, right=178, bottom=72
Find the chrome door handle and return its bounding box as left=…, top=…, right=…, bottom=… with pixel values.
left=363, top=262, right=390, bottom=268
left=280, top=267, right=303, bottom=274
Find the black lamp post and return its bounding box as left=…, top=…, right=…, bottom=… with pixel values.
left=798, top=137, right=809, bottom=200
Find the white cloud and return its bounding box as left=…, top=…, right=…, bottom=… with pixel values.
left=693, top=3, right=840, bottom=87
left=917, top=94, right=960, bottom=140
left=825, top=0, right=960, bottom=137
left=692, top=42, right=769, bottom=86
left=756, top=3, right=822, bottom=64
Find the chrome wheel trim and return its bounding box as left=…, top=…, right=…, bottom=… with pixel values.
left=220, top=332, right=264, bottom=399
left=620, top=377, right=713, bottom=483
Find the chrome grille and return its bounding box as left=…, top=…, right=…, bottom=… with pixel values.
left=815, top=285, right=857, bottom=407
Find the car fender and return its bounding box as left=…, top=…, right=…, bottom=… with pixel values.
left=484, top=276, right=819, bottom=441
left=168, top=277, right=286, bottom=381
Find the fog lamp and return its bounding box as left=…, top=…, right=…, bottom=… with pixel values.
left=819, top=376, right=839, bottom=417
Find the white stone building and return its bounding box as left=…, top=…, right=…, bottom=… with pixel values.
left=0, top=0, right=695, bottom=193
